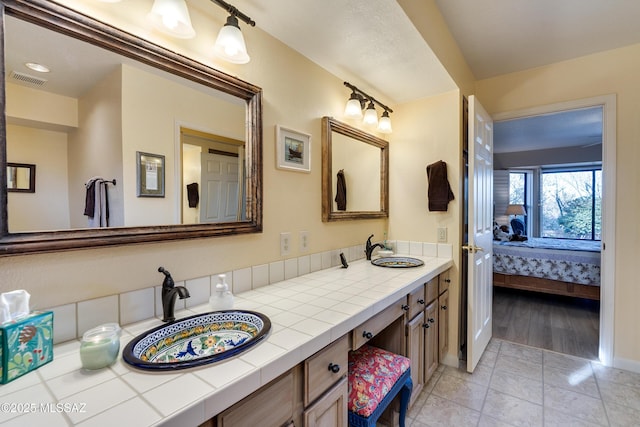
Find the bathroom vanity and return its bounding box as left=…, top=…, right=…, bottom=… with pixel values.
left=2, top=255, right=451, bottom=426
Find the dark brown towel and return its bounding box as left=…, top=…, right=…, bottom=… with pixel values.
left=186, top=182, right=199, bottom=208
left=426, top=160, right=454, bottom=212
left=335, top=169, right=347, bottom=211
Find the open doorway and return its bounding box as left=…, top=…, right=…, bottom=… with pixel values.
left=490, top=95, right=616, bottom=363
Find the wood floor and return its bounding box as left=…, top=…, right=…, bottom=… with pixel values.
left=493, top=287, right=600, bottom=360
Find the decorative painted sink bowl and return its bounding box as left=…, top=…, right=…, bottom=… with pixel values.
left=371, top=257, right=424, bottom=268
left=123, top=310, right=271, bottom=370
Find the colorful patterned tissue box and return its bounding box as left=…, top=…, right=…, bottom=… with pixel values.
left=0, top=311, right=53, bottom=384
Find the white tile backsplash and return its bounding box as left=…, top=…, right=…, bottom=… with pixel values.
left=269, top=260, right=285, bottom=284
left=185, top=276, right=211, bottom=308
left=252, top=264, right=269, bottom=289
left=284, top=259, right=298, bottom=280
left=298, top=255, right=310, bottom=275
left=310, top=253, right=322, bottom=272
left=396, top=240, right=410, bottom=254
left=120, top=288, right=154, bottom=326
left=232, top=268, right=252, bottom=294
left=50, top=303, right=76, bottom=345
left=77, top=295, right=118, bottom=336
left=44, top=241, right=443, bottom=344
left=410, top=241, right=423, bottom=255
left=423, top=243, right=438, bottom=257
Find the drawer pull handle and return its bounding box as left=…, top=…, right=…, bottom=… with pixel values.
left=401, top=304, right=410, bottom=311
left=428, top=318, right=435, bottom=323
left=417, top=299, right=425, bottom=305
left=328, top=363, right=341, bottom=373
left=441, top=305, right=448, bottom=310
left=445, top=278, right=451, bottom=283
left=363, top=331, right=373, bottom=339
left=423, top=323, right=430, bottom=329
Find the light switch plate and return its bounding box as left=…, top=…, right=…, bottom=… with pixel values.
left=299, top=231, right=309, bottom=253
left=280, top=232, right=291, bottom=256
left=437, top=227, right=448, bottom=243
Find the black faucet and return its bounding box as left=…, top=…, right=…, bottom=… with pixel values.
left=159, top=267, right=190, bottom=322
left=365, top=234, right=385, bottom=260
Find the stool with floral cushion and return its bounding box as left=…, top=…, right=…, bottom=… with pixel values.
left=347, top=344, right=413, bottom=427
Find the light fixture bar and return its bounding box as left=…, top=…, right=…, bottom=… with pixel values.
left=343, top=81, right=393, bottom=114
left=210, top=0, right=255, bottom=27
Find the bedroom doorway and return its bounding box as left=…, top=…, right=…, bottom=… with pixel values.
left=490, top=95, right=616, bottom=364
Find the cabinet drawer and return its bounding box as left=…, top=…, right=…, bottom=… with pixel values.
left=425, top=277, right=438, bottom=304
left=305, top=334, right=349, bottom=406
left=439, top=270, right=451, bottom=295
left=352, top=298, right=404, bottom=351
left=406, top=285, right=425, bottom=319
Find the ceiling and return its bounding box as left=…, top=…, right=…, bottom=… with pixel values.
left=7, top=0, right=639, bottom=152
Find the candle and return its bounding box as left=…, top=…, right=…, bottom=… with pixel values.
left=80, top=323, right=121, bottom=370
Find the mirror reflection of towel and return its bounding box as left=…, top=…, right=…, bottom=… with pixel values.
left=335, top=170, right=347, bottom=211
left=426, top=160, right=454, bottom=212
left=84, top=177, right=109, bottom=227
left=186, top=182, right=199, bottom=208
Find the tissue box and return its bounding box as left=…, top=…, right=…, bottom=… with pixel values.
left=0, top=311, right=53, bottom=384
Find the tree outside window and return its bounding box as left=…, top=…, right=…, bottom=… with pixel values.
left=541, top=169, right=601, bottom=240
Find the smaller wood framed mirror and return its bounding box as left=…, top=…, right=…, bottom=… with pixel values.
left=321, top=116, right=389, bottom=221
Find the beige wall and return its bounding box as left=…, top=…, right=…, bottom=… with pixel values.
left=68, top=67, right=124, bottom=228
left=476, top=43, right=640, bottom=365
left=0, top=0, right=387, bottom=310
left=6, top=125, right=71, bottom=231
left=120, top=64, right=244, bottom=226
left=390, top=90, right=462, bottom=363
left=6, top=83, right=77, bottom=130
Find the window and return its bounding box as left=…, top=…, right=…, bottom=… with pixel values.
left=541, top=168, right=601, bottom=240
left=509, top=171, right=528, bottom=232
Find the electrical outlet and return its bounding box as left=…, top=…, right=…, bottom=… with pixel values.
left=437, top=227, right=448, bottom=243
left=280, top=232, right=291, bottom=256
left=299, top=231, right=309, bottom=253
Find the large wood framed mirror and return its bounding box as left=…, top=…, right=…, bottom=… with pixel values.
left=0, top=0, right=263, bottom=255
left=321, top=116, right=388, bottom=221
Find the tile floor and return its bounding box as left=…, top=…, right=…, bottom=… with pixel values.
left=405, top=339, right=640, bottom=426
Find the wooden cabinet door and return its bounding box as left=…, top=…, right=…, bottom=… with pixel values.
left=424, top=301, right=439, bottom=382
left=217, top=369, right=295, bottom=427
left=439, top=289, right=450, bottom=363
left=304, top=377, right=348, bottom=427
left=405, top=311, right=425, bottom=407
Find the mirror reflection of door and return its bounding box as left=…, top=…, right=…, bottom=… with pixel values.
left=181, top=128, right=245, bottom=224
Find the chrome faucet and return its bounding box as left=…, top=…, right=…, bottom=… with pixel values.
left=159, top=267, right=190, bottom=322
left=365, top=234, right=385, bottom=260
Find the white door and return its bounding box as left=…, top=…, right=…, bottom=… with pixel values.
left=466, top=95, right=494, bottom=373
left=200, top=152, right=240, bottom=223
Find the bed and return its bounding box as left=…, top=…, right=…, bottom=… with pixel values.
left=493, top=237, right=601, bottom=300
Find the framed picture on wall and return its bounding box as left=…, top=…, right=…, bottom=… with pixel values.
left=276, top=125, right=311, bottom=173
left=136, top=151, right=165, bottom=197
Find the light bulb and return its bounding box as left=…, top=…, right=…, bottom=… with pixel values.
left=363, top=102, right=378, bottom=126
left=378, top=110, right=392, bottom=133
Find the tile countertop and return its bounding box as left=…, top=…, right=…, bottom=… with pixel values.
left=0, top=255, right=452, bottom=427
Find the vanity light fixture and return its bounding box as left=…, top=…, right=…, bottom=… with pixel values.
left=146, top=0, right=255, bottom=64
left=148, top=0, right=196, bottom=39
left=211, top=0, right=255, bottom=64
left=343, top=81, right=393, bottom=134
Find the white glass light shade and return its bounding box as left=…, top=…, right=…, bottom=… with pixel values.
left=214, top=15, right=250, bottom=64
left=148, top=0, right=196, bottom=39
left=363, top=103, right=378, bottom=126
left=344, top=97, right=363, bottom=118
left=378, top=111, right=392, bottom=133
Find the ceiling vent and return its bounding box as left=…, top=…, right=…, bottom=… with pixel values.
left=10, top=70, right=48, bottom=87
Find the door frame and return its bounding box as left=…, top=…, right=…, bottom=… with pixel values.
left=492, top=94, right=616, bottom=366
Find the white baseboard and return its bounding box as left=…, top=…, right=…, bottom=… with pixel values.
left=612, top=356, right=640, bottom=374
